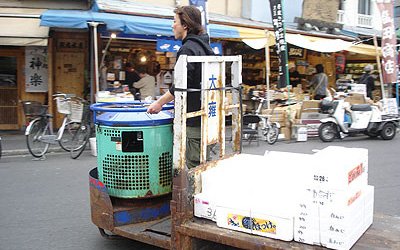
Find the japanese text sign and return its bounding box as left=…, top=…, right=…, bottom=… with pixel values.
left=269, top=0, right=289, bottom=88
left=376, top=0, right=398, bottom=84
left=25, top=47, right=48, bottom=92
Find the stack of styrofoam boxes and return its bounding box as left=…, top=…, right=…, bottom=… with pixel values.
left=195, top=152, right=315, bottom=241
left=294, top=146, right=373, bottom=250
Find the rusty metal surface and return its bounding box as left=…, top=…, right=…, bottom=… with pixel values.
left=89, top=168, right=114, bottom=231
left=113, top=217, right=172, bottom=249
left=178, top=214, right=400, bottom=250
left=111, top=194, right=171, bottom=227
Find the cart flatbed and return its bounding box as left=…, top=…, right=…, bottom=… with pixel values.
left=107, top=213, right=400, bottom=249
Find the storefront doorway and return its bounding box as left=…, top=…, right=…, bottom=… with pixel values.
left=0, top=49, right=23, bottom=130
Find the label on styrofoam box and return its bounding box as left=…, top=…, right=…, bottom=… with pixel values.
left=319, top=185, right=374, bottom=250
left=294, top=202, right=320, bottom=245
left=194, top=193, right=217, bottom=221
left=216, top=205, right=294, bottom=241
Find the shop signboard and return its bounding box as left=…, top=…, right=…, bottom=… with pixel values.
left=269, top=0, right=289, bottom=88
left=157, top=39, right=181, bottom=52
left=376, top=0, right=399, bottom=85
left=287, top=44, right=306, bottom=59
left=25, top=46, right=48, bottom=93
left=157, top=39, right=222, bottom=55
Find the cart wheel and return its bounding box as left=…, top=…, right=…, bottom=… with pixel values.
left=318, top=122, right=337, bottom=142
left=365, top=130, right=379, bottom=138
left=98, top=228, right=123, bottom=240
left=380, top=123, right=396, bottom=140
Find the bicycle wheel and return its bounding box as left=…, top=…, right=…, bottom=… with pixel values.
left=59, top=121, right=81, bottom=151
left=26, top=119, right=50, bottom=157
left=70, top=123, right=91, bottom=159
left=266, top=124, right=279, bottom=145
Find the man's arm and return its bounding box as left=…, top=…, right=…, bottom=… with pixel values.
left=147, top=91, right=174, bottom=114
left=133, top=78, right=145, bottom=89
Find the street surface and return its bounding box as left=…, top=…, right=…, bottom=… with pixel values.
left=0, top=135, right=399, bottom=250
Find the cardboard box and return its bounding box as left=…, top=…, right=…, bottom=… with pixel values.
left=344, top=93, right=366, bottom=105
left=261, top=109, right=287, bottom=124
left=301, top=100, right=321, bottom=113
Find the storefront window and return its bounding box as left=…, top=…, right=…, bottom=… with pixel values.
left=0, top=56, right=17, bottom=88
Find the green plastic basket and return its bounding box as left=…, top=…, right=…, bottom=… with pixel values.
left=96, top=125, right=173, bottom=198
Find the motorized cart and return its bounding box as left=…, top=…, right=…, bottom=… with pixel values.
left=89, top=56, right=400, bottom=249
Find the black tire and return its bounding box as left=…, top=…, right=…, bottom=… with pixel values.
left=26, top=119, right=50, bottom=158
left=380, top=123, right=396, bottom=140
left=318, top=122, right=337, bottom=142
left=365, top=130, right=379, bottom=138
left=0, top=137, right=2, bottom=159
left=59, top=121, right=81, bottom=151
left=266, top=125, right=279, bottom=145
left=70, top=123, right=91, bottom=159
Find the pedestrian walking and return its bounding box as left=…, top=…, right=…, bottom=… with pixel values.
left=147, top=5, right=214, bottom=168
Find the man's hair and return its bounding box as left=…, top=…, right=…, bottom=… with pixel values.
left=174, top=6, right=204, bottom=35
left=136, top=66, right=147, bottom=74
left=315, top=64, right=324, bottom=74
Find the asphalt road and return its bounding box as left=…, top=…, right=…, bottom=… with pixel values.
left=0, top=135, right=399, bottom=250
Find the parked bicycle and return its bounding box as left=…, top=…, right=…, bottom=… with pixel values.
left=69, top=100, right=91, bottom=159
left=22, top=94, right=87, bottom=158
left=251, top=96, right=281, bottom=145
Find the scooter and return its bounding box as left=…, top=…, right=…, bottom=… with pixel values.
left=318, top=99, right=399, bottom=142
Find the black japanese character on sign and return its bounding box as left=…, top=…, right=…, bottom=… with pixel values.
left=30, top=57, right=42, bottom=70
left=30, top=73, right=43, bottom=86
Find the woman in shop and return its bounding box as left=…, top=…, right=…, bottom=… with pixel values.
left=309, top=64, right=328, bottom=100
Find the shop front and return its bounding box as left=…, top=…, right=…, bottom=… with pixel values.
left=0, top=8, right=49, bottom=130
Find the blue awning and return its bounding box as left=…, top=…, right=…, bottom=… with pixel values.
left=40, top=9, right=265, bottom=39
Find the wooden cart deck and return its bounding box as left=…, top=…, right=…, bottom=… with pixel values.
left=112, top=213, right=400, bottom=249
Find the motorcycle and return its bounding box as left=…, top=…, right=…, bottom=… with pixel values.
left=318, top=99, right=399, bottom=142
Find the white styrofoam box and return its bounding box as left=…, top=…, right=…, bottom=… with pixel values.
left=294, top=184, right=372, bottom=246
left=216, top=204, right=294, bottom=241
left=313, top=146, right=368, bottom=189
left=320, top=185, right=374, bottom=250
left=89, top=137, right=97, bottom=156
left=194, top=192, right=217, bottom=221
left=297, top=127, right=308, bottom=141
left=201, top=154, right=265, bottom=194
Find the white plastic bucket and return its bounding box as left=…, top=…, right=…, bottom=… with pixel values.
left=89, top=137, right=97, bottom=156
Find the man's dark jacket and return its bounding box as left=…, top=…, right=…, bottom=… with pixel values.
left=169, top=33, right=214, bottom=126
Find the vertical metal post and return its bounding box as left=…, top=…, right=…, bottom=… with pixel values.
left=373, top=35, right=385, bottom=99
left=265, top=31, right=271, bottom=109
left=88, top=22, right=100, bottom=102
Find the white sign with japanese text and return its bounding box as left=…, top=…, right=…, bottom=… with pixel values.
left=25, top=47, right=48, bottom=92
left=205, top=62, right=221, bottom=144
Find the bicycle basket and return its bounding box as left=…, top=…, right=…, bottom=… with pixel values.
left=70, top=100, right=84, bottom=122
left=56, top=97, right=71, bottom=115
left=22, top=101, right=47, bottom=116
